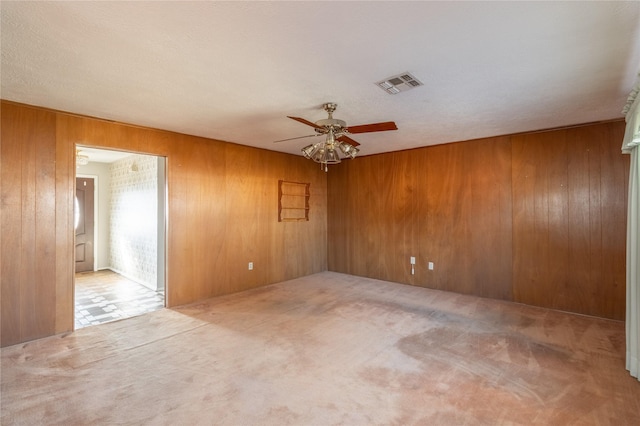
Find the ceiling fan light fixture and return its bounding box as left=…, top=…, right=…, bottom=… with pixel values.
left=76, top=149, right=89, bottom=167
left=301, top=144, right=316, bottom=159
left=339, top=142, right=359, bottom=159
left=311, top=145, right=325, bottom=163
left=322, top=147, right=342, bottom=165
left=288, top=102, right=397, bottom=171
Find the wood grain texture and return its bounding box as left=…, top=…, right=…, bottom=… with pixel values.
left=1, top=101, right=327, bottom=347
left=328, top=122, right=626, bottom=319
left=1, top=103, right=24, bottom=344
left=422, top=138, right=513, bottom=299
left=425, top=142, right=475, bottom=294
left=1, top=99, right=628, bottom=348
left=54, top=115, right=74, bottom=334
left=511, top=123, right=628, bottom=319
left=167, top=134, right=229, bottom=303
left=389, top=150, right=419, bottom=285
left=276, top=152, right=328, bottom=280
left=1, top=103, right=58, bottom=346
left=327, top=159, right=349, bottom=272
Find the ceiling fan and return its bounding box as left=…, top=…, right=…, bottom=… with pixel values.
left=275, top=102, right=398, bottom=146
left=275, top=103, right=398, bottom=170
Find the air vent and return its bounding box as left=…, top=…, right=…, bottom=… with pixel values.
left=376, top=72, right=423, bottom=95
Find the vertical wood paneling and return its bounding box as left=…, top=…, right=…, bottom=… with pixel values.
left=389, top=150, right=418, bottom=285
left=345, top=160, right=360, bottom=276
left=467, top=137, right=513, bottom=300
left=327, top=159, right=348, bottom=272
left=350, top=155, right=387, bottom=278
left=167, top=134, right=229, bottom=303
left=266, top=152, right=326, bottom=282
left=1, top=99, right=628, bottom=347
left=378, top=154, right=395, bottom=281
left=54, top=115, right=74, bottom=334
left=328, top=121, right=626, bottom=319
left=34, top=111, right=57, bottom=335
left=512, top=123, right=627, bottom=319
left=566, top=126, right=594, bottom=314
left=20, top=109, right=38, bottom=338
left=1, top=103, right=58, bottom=346
left=267, top=152, right=291, bottom=283
left=511, top=134, right=538, bottom=303
left=547, top=131, right=570, bottom=311
left=421, top=138, right=512, bottom=299
left=1, top=104, right=24, bottom=343
left=597, top=123, right=627, bottom=318
left=420, top=144, right=470, bottom=293
left=225, top=144, right=269, bottom=291
left=426, top=142, right=475, bottom=294
left=416, top=148, right=430, bottom=287
left=512, top=132, right=553, bottom=307
left=349, top=159, right=365, bottom=277
left=1, top=101, right=327, bottom=347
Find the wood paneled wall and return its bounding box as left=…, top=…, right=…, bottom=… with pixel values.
left=1, top=104, right=68, bottom=344
left=1, top=101, right=327, bottom=347
left=0, top=99, right=628, bottom=347
left=328, top=121, right=628, bottom=320
left=511, top=123, right=627, bottom=319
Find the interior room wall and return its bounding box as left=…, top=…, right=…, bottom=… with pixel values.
left=0, top=98, right=626, bottom=348
left=1, top=100, right=328, bottom=347
left=327, top=121, right=628, bottom=320
left=109, top=153, right=159, bottom=290
left=76, top=161, right=111, bottom=270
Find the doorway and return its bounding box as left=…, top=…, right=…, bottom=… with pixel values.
left=75, top=176, right=95, bottom=273
left=74, top=146, right=167, bottom=329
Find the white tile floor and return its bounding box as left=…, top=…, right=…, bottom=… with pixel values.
left=74, top=270, right=164, bottom=329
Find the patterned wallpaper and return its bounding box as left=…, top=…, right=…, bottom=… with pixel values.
left=109, top=154, right=158, bottom=290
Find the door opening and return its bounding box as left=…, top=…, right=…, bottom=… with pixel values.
left=75, top=177, right=96, bottom=273
left=74, top=146, right=167, bottom=329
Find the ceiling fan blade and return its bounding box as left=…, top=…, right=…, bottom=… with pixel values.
left=273, top=134, right=319, bottom=143
left=336, top=135, right=360, bottom=147
left=346, top=121, right=398, bottom=134
left=287, top=116, right=324, bottom=130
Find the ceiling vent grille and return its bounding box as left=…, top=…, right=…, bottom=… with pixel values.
left=376, top=72, right=423, bottom=94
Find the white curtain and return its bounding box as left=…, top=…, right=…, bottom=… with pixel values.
left=622, top=76, right=640, bottom=381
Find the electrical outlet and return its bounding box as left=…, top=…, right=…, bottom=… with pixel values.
left=428, top=262, right=434, bottom=270
left=248, top=262, right=254, bottom=270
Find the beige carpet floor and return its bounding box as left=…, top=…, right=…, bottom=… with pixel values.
left=2, top=272, right=639, bottom=425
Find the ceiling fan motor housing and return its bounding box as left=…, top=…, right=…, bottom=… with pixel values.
left=315, top=118, right=347, bottom=131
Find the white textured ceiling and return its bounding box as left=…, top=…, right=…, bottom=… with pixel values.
left=2, top=1, right=640, bottom=157
left=76, top=146, right=134, bottom=164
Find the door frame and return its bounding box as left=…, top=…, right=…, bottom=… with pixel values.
left=73, top=146, right=168, bottom=330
